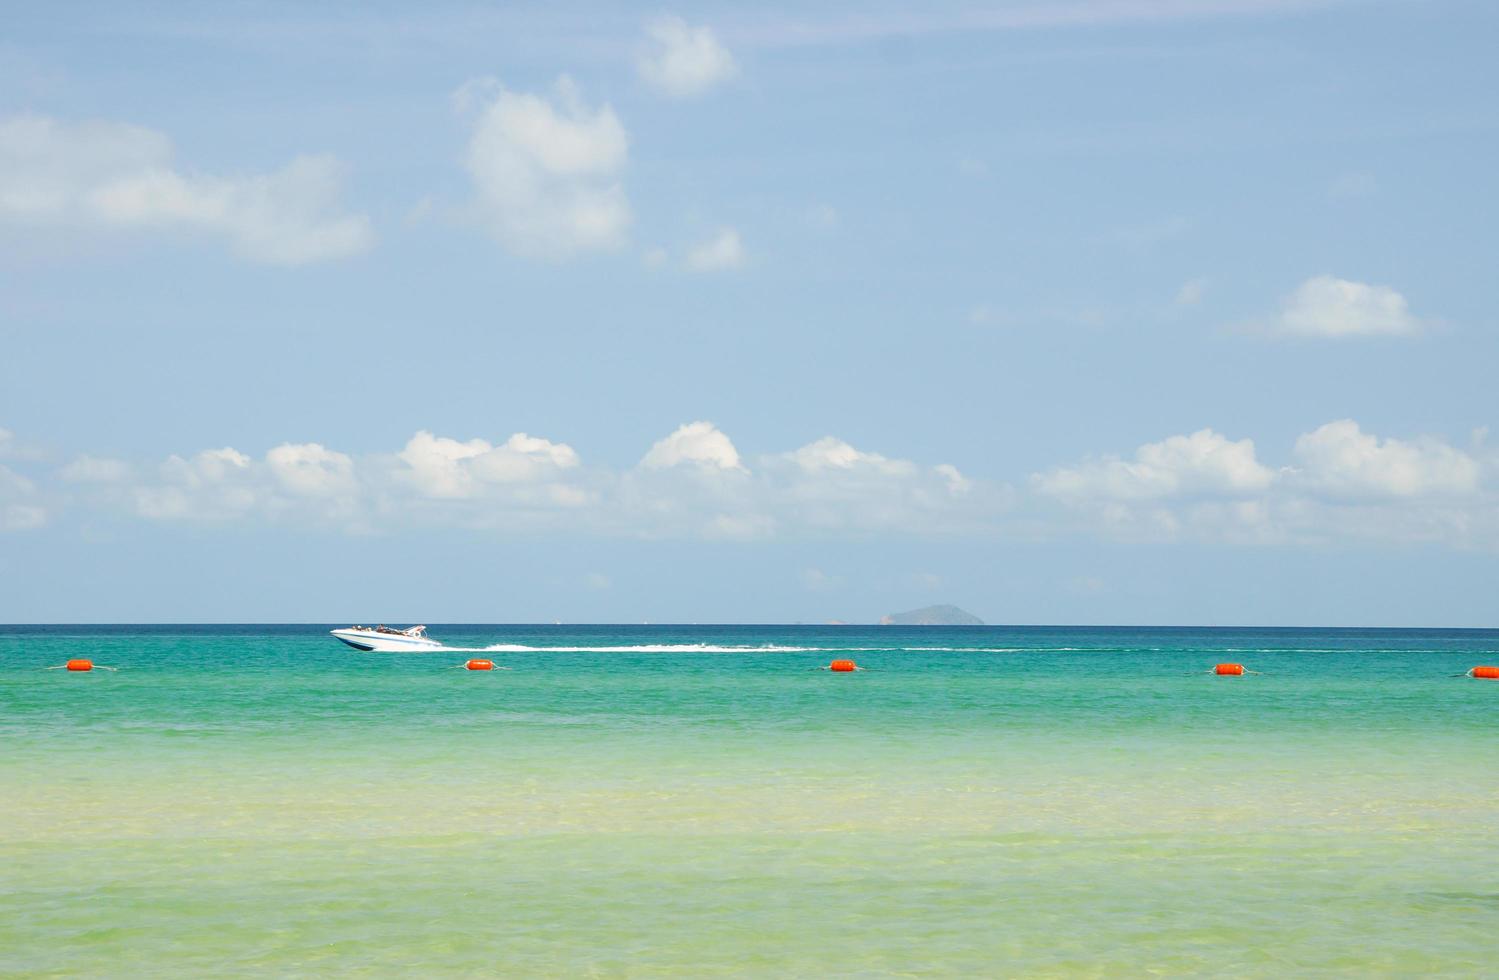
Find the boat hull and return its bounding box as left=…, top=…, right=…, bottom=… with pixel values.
left=329, top=629, right=443, bottom=653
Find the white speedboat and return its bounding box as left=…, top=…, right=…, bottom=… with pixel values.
left=330, top=624, right=443, bottom=652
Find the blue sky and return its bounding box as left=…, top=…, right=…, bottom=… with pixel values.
left=2, top=0, right=1496, bottom=624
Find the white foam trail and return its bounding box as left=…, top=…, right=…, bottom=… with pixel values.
left=432, top=643, right=1046, bottom=654
left=478, top=643, right=820, bottom=653
left=417, top=642, right=1484, bottom=656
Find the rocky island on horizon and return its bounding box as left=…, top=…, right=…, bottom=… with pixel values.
left=879, top=604, right=985, bottom=626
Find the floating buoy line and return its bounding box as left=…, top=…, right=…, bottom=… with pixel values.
left=33, top=653, right=1499, bottom=680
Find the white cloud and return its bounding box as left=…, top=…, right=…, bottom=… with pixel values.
left=0, top=464, right=46, bottom=530
left=21, top=419, right=1499, bottom=551
left=173, top=447, right=250, bottom=478
left=60, top=455, right=131, bottom=483
left=266, top=442, right=357, bottom=497
left=0, top=116, right=167, bottom=218
left=397, top=431, right=489, bottom=498
left=760, top=438, right=990, bottom=535
left=1036, top=421, right=1498, bottom=547
left=46, top=428, right=567, bottom=534
left=398, top=430, right=580, bottom=499
left=625, top=430, right=996, bottom=538
left=0, top=428, right=45, bottom=463
left=637, top=16, right=737, bottom=99
left=0, top=114, right=372, bottom=264
left=1035, top=428, right=1274, bottom=501
left=0, top=424, right=1017, bottom=540
left=641, top=421, right=745, bottom=471
left=685, top=227, right=744, bottom=272
left=935, top=464, right=971, bottom=495
left=490, top=433, right=581, bottom=474
left=92, top=155, right=372, bottom=266
left=786, top=437, right=915, bottom=476
left=1269, top=275, right=1424, bottom=338
left=1290, top=420, right=1479, bottom=498
left=460, top=76, right=631, bottom=257
left=135, top=447, right=258, bottom=521
left=110, top=430, right=585, bottom=530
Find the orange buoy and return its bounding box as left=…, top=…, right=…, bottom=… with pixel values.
left=1214, top=663, right=1245, bottom=676
left=1472, top=665, right=1499, bottom=679
left=829, top=659, right=858, bottom=672
left=465, top=659, right=495, bottom=671
left=65, top=659, right=94, bottom=672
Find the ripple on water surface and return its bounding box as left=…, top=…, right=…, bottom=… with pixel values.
left=2, top=624, right=1498, bottom=975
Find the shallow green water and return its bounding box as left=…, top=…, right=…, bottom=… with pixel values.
left=2, top=625, right=1497, bottom=975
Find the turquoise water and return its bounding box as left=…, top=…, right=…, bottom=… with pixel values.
left=3, top=625, right=1498, bottom=976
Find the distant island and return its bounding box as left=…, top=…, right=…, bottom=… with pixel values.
left=880, top=604, right=985, bottom=626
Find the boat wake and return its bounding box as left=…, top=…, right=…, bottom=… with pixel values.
left=434, top=643, right=1036, bottom=654
left=461, top=643, right=819, bottom=654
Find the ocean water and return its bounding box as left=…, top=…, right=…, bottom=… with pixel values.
left=2, top=624, right=1497, bottom=976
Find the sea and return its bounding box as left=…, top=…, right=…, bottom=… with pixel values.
left=2, top=624, right=1497, bottom=976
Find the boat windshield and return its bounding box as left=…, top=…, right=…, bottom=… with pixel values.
left=367, top=624, right=427, bottom=637
left=348, top=624, right=430, bottom=637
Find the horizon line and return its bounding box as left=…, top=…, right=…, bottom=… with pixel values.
left=2, top=622, right=1496, bottom=631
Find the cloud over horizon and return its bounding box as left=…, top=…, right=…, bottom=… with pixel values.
left=5, top=417, right=1494, bottom=553
left=640, top=421, right=746, bottom=472
left=17, top=421, right=997, bottom=541
left=1035, top=421, right=1493, bottom=547
left=1035, top=429, right=1274, bottom=502
left=1290, top=420, right=1480, bottom=499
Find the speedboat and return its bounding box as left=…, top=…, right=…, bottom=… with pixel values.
left=330, top=624, right=443, bottom=652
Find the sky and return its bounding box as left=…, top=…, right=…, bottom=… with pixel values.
left=1, top=0, right=1496, bottom=625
